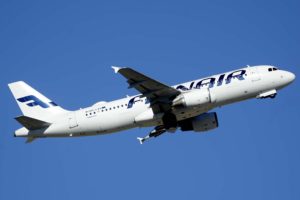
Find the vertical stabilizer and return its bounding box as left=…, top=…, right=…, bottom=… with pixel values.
left=8, top=81, right=68, bottom=121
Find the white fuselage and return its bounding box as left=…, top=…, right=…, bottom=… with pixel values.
left=15, top=65, right=295, bottom=138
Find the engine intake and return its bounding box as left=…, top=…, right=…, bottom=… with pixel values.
left=179, top=112, right=219, bottom=132
left=172, top=89, right=215, bottom=107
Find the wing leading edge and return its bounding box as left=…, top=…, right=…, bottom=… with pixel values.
left=112, top=66, right=180, bottom=113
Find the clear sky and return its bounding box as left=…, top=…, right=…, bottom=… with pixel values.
left=1, top=0, right=299, bottom=199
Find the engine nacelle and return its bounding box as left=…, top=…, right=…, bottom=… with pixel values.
left=179, top=112, right=219, bottom=132
left=172, top=89, right=215, bottom=108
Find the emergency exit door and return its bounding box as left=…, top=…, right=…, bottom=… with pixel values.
left=250, top=67, right=261, bottom=82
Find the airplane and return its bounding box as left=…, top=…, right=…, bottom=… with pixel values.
left=8, top=65, right=295, bottom=144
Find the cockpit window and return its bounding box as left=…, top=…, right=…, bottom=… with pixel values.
left=268, top=67, right=278, bottom=72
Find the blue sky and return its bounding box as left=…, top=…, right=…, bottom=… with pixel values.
left=1, top=0, right=299, bottom=199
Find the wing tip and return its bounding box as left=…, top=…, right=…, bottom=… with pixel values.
left=111, top=66, right=122, bottom=73
left=137, top=137, right=144, bottom=144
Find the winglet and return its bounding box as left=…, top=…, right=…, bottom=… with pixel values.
left=111, top=66, right=122, bottom=73
left=137, top=137, right=145, bottom=145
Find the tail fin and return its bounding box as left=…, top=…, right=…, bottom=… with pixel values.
left=8, top=81, right=68, bottom=121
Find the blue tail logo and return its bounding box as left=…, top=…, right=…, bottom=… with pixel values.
left=17, top=95, right=57, bottom=108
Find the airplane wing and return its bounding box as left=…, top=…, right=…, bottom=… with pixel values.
left=112, top=66, right=181, bottom=113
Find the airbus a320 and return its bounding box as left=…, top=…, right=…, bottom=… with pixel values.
left=8, top=65, right=295, bottom=144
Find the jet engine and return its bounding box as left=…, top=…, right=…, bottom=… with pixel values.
left=172, top=89, right=216, bottom=108
left=179, top=112, right=219, bottom=132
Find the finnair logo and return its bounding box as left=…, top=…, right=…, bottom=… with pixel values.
left=17, top=95, right=58, bottom=108
left=176, top=69, right=247, bottom=91
left=127, top=96, right=150, bottom=109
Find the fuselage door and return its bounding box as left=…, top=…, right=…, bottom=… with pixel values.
left=68, top=112, right=78, bottom=129
left=250, top=67, right=261, bottom=82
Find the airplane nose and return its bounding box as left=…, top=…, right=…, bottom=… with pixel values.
left=278, top=71, right=296, bottom=87
left=286, top=71, right=296, bottom=83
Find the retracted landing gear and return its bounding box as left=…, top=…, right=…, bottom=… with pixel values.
left=257, top=89, right=277, bottom=99
left=137, top=125, right=166, bottom=144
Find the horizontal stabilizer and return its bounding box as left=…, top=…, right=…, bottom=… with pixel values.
left=15, top=116, right=51, bottom=130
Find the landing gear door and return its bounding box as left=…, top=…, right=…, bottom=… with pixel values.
left=250, top=67, right=261, bottom=82
left=68, top=112, right=78, bottom=129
